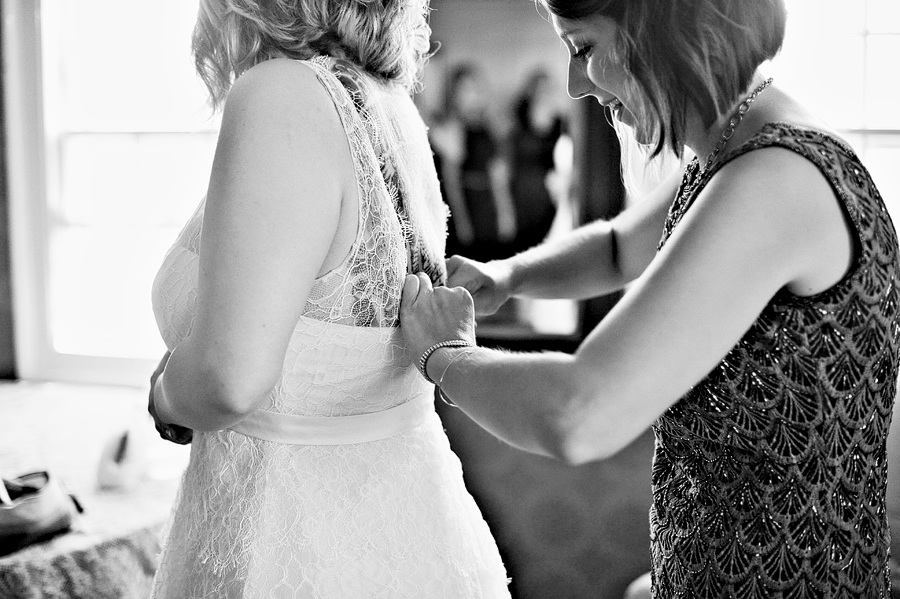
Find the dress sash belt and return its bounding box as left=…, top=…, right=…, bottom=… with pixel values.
left=229, top=391, right=433, bottom=445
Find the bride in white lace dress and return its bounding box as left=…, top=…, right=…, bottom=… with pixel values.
left=146, top=1, right=510, bottom=597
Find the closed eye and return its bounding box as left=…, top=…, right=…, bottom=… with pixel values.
left=572, top=45, right=593, bottom=60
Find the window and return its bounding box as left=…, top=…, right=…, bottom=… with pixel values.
left=772, top=0, right=900, bottom=214
left=4, top=0, right=898, bottom=386
left=5, top=0, right=217, bottom=385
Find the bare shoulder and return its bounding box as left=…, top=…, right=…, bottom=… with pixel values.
left=205, top=56, right=355, bottom=240
left=210, top=57, right=354, bottom=202
left=228, top=57, right=328, bottom=103
left=221, top=58, right=344, bottom=143
left=702, top=145, right=854, bottom=294
left=713, top=145, right=841, bottom=221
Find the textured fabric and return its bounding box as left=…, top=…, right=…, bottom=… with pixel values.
left=0, top=527, right=160, bottom=599
left=652, top=123, right=900, bottom=598
left=149, top=57, right=509, bottom=598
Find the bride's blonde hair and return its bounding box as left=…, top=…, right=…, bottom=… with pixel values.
left=193, top=0, right=432, bottom=109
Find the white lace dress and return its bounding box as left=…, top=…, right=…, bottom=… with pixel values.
left=149, top=57, right=510, bottom=599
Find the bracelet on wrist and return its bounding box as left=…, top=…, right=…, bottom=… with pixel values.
left=417, top=339, right=474, bottom=385
left=437, top=348, right=476, bottom=408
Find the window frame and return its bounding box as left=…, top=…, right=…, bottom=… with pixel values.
left=4, top=0, right=159, bottom=386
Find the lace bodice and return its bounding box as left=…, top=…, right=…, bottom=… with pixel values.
left=651, top=123, right=899, bottom=597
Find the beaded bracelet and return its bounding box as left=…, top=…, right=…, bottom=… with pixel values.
left=417, top=339, right=474, bottom=385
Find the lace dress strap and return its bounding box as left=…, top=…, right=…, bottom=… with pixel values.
left=298, top=56, right=410, bottom=327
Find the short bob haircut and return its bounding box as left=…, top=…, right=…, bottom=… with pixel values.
left=193, top=0, right=432, bottom=110
left=540, top=0, right=787, bottom=158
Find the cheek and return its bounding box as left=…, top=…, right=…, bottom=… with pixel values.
left=594, top=66, right=629, bottom=98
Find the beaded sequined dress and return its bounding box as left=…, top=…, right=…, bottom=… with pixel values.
left=652, top=123, right=899, bottom=598
left=148, top=57, right=510, bottom=598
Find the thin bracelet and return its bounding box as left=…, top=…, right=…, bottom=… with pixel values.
left=418, top=339, right=474, bottom=384
left=437, top=348, right=476, bottom=408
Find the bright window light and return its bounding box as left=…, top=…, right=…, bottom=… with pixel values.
left=40, top=0, right=218, bottom=360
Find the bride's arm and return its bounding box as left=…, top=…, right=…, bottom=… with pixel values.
left=153, top=60, right=355, bottom=432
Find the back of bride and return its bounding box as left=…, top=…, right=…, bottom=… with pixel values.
left=146, top=1, right=509, bottom=597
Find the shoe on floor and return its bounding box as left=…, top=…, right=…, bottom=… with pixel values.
left=0, top=471, right=79, bottom=557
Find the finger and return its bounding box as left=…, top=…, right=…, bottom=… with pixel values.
left=446, top=257, right=478, bottom=292
left=449, top=285, right=474, bottom=303
left=416, top=272, right=434, bottom=296
left=446, top=255, right=465, bottom=278
left=401, top=274, right=421, bottom=308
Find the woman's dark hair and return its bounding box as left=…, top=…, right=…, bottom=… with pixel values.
left=540, top=0, right=787, bottom=157
left=443, top=62, right=481, bottom=119
left=513, top=69, right=551, bottom=130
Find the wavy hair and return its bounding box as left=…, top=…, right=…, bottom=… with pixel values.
left=540, top=0, right=787, bottom=158
left=193, top=0, right=433, bottom=109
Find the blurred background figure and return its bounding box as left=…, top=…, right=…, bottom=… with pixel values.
left=430, top=62, right=516, bottom=262
left=505, top=68, right=570, bottom=256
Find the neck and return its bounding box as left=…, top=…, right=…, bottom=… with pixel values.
left=685, top=74, right=769, bottom=169
left=685, top=113, right=725, bottom=170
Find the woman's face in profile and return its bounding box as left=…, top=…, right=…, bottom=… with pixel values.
left=551, top=13, right=648, bottom=142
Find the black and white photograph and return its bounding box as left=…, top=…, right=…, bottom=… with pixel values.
left=1, top=0, right=900, bottom=598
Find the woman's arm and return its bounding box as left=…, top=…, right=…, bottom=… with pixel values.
left=447, top=168, right=682, bottom=315
left=405, top=148, right=853, bottom=462
left=153, top=59, right=356, bottom=432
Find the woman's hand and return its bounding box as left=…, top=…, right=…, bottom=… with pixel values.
left=400, top=273, right=477, bottom=366
left=148, top=351, right=193, bottom=445
left=446, top=255, right=513, bottom=316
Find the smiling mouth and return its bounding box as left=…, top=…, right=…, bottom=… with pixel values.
left=603, top=98, right=623, bottom=112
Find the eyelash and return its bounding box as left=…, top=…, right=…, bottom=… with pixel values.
left=572, top=45, right=593, bottom=60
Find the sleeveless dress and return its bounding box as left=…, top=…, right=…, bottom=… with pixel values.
left=652, top=123, right=900, bottom=598
left=148, top=57, right=510, bottom=599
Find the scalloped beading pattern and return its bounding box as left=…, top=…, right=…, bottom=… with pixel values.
left=651, top=123, right=900, bottom=597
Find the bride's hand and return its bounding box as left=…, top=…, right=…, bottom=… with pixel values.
left=400, top=273, right=477, bottom=364
left=148, top=351, right=193, bottom=445
left=446, top=255, right=512, bottom=316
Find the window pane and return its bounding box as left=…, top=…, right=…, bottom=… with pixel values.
left=49, top=227, right=179, bottom=359
left=868, top=0, right=900, bottom=34
left=865, top=35, right=900, bottom=129
left=771, top=33, right=865, bottom=130
left=784, top=0, right=866, bottom=34
left=48, top=0, right=213, bottom=132
left=58, top=133, right=216, bottom=227
left=41, top=0, right=218, bottom=360
left=863, top=136, right=900, bottom=223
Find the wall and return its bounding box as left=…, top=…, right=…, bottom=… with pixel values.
left=0, top=10, right=17, bottom=379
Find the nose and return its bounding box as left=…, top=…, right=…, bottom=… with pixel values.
left=566, top=59, right=591, bottom=100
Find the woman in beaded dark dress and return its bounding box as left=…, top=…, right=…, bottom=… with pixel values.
left=399, top=0, right=900, bottom=597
